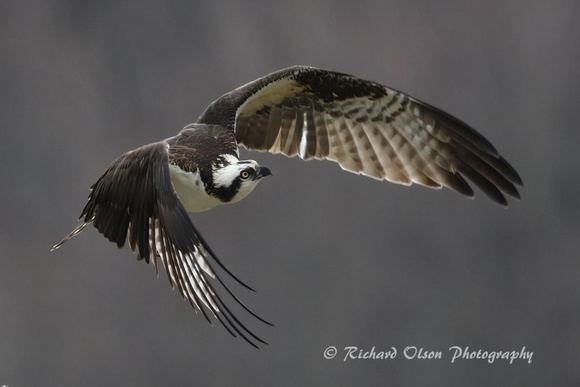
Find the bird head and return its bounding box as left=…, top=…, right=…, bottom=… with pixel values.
left=211, top=159, right=272, bottom=204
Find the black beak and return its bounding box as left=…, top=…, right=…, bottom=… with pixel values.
left=254, top=166, right=272, bottom=180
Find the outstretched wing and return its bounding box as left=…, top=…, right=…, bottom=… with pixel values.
left=53, top=142, right=269, bottom=347
left=198, top=66, right=522, bottom=206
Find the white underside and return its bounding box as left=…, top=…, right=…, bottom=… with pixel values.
left=168, top=165, right=223, bottom=212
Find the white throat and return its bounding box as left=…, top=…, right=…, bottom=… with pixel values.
left=168, top=159, right=264, bottom=213
left=169, top=165, right=222, bottom=212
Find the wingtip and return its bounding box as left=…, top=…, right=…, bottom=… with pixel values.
left=263, top=319, right=275, bottom=327
left=51, top=238, right=67, bottom=252
left=246, top=338, right=261, bottom=349
left=51, top=223, right=89, bottom=252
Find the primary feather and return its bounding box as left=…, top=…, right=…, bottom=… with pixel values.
left=54, top=66, right=522, bottom=348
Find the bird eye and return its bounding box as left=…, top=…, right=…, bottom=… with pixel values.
left=240, top=170, right=250, bottom=179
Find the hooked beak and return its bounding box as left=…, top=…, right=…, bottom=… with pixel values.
left=253, top=166, right=272, bottom=180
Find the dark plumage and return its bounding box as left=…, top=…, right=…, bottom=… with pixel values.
left=54, top=65, right=522, bottom=348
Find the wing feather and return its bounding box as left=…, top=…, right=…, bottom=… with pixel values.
left=53, top=142, right=270, bottom=347
left=198, top=66, right=522, bottom=205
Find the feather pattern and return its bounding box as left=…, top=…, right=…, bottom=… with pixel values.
left=53, top=142, right=270, bottom=347
left=199, top=65, right=522, bottom=205
left=54, top=66, right=522, bottom=349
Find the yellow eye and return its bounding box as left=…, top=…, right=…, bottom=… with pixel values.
left=240, top=170, right=250, bottom=179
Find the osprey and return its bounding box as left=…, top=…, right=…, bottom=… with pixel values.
left=53, top=66, right=522, bottom=347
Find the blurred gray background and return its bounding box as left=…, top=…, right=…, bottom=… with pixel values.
left=1, top=1, right=578, bottom=386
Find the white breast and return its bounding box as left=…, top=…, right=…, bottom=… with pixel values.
left=168, top=164, right=223, bottom=212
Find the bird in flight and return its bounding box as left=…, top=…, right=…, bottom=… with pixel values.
left=53, top=66, right=522, bottom=347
